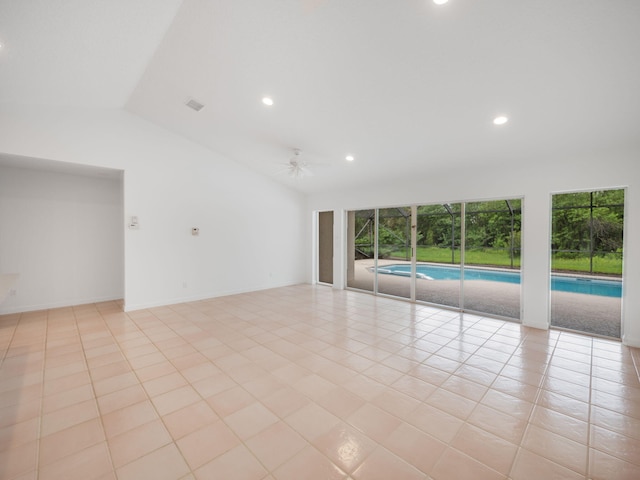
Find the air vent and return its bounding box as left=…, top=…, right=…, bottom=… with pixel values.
left=185, top=97, right=205, bottom=112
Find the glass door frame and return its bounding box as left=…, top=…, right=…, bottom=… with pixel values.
left=345, top=198, right=523, bottom=322
left=375, top=205, right=417, bottom=301
left=549, top=187, right=625, bottom=338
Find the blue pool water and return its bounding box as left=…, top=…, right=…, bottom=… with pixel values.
left=375, top=264, right=622, bottom=298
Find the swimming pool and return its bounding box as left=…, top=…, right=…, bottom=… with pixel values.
left=374, top=264, right=622, bottom=298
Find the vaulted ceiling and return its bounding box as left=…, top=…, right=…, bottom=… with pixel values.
left=2, top=0, right=639, bottom=193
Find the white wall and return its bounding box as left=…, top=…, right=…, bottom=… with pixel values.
left=0, top=165, right=124, bottom=313
left=0, top=105, right=308, bottom=311
left=307, top=152, right=640, bottom=348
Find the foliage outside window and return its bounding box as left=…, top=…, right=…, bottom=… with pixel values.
left=353, top=209, right=375, bottom=259
left=354, top=201, right=522, bottom=269
left=416, top=201, right=521, bottom=269
left=552, top=189, right=624, bottom=275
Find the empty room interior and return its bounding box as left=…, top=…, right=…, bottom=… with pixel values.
left=1, top=1, right=640, bottom=479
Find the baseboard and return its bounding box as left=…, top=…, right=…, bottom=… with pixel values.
left=0, top=295, right=123, bottom=315
left=622, top=332, right=640, bottom=348
left=123, top=281, right=302, bottom=313
left=0, top=283, right=305, bottom=315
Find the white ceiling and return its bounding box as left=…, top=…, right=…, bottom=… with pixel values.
left=2, top=0, right=639, bottom=194
left=0, top=0, right=183, bottom=108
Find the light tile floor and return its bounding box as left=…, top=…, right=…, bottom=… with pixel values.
left=1, top=285, right=639, bottom=480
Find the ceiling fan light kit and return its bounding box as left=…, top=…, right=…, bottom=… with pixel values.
left=287, top=148, right=310, bottom=178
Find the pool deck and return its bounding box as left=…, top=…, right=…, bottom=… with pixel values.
left=348, top=259, right=621, bottom=338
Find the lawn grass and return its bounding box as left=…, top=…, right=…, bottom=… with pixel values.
left=388, top=247, right=520, bottom=268
left=551, top=255, right=622, bottom=275
left=386, top=246, right=621, bottom=275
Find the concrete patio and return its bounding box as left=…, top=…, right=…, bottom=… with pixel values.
left=347, top=260, right=621, bottom=338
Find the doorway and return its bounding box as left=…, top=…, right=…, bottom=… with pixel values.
left=318, top=211, right=334, bottom=285
left=550, top=189, right=624, bottom=337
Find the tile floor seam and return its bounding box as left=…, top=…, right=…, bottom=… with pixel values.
left=128, top=309, right=335, bottom=479
left=2, top=287, right=640, bottom=480
left=445, top=320, right=543, bottom=480
left=193, top=311, right=384, bottom=477
left=585, top=338, right=595, bottom=479
left=70, top=306, right=118, bottom=480
left=33, top=309, right=51, bottom=480
left=100, top=310, right=206, bottom=478
left=511, top=334, right=590, bottom=479
left=424, top=320, right=541, bottom=475
left=0, top=314, right=19, bottom=368
left=632, top=349, right=640, bottom=384
left=78, top=308, right=164, bottom=476
left=100, top=305, right=201, bottom=480
left=503, top=323, right=564, bottom=480
left=435, top=444, right=508, bottom=480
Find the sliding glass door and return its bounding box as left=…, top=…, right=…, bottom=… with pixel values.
left=463, top=200, right=521, bottom=320
left=377, top=207, right=412, bottom=299
left=414, top=204, right=461, bottom=309
left=346, top=209, right=375, bottom=292
left=347, top=197, right=522, bottom=321
left=550, top=189, right=624, bottom=337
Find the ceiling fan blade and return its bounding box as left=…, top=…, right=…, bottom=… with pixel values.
left=274, top=166, right=290, bottom=176
left=298, top=165, right=314, bottom=177
left=272, top=148, right=317, bottom=179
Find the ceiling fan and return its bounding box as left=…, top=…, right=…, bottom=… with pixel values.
left=282, top=148, right=313, bottom=179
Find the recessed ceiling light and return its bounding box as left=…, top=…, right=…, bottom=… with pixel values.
left=262, top=97, right=274, bottom=106
left=493, top=116, right=509, bottom=125
left=433, top=0, right=449, bottom=5
left=345, top=155, right=355, bottom=162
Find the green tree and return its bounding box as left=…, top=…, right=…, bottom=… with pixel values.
left=551, top=189, right=624, bottom=274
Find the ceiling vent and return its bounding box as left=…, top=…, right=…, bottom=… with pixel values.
left=185, top=97, right=205, bottom=112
